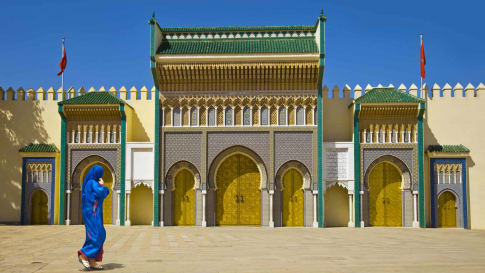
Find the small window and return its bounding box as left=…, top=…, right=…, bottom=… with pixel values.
left=208, top=107, right=216, bottom=126
left=378, top=130, right=384, bottom=143
left=190, top=108, right=198, bottom=126
left=260, top=107, right=269, bottom=125
left=450, top=172, right=456, bottom=184
left=173, top=107, right=181, bottom=126
left=456, top=171, right=461, bottom=184
left=110, top=131, right=115, bottom=143
left=404, top=129, right=409, bottom=143
left=391, top=130, right=396, bottom=143
left=243, top=107, right=251, bottom=126
left=225, top=107, right=233, bottom=126
left=296, top=107, right=304, bottom=125
left=439, top=171, right=444, bottom=184
left=74, top=130, right=79, bottom=143
left=366, top=131, right=371, bottom=143
left=278, top=107, right=287, bottom=125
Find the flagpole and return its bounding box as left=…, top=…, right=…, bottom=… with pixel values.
left=420, top=34, right=423, bottom=97
left=61, top=38, right=65, bottom=92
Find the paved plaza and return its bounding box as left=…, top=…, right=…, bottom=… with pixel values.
left=1, top=225, right=485, bottom=273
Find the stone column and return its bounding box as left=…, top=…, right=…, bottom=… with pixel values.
left=313, top=188, right=318, bottom=228
left=348, top=193, right=354, bottom=227
left=159, top=189, right=164, bottom=227
left=202, top=186, right=207, bottom=227
left=116, top=190, right=120, bottom=225
left=360, top=190, right=364, bottom=228
left=413, top=191, right=419, bottom=228
left=126, top=192, right=131, bottom=226
left=66, top=190, right=71, bottom=225
left=269, top=188, right=274, bottom=228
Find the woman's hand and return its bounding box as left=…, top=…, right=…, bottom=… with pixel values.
left=98, top=178, right=104, bottom=185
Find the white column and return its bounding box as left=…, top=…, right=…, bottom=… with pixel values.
left=269, top=189, right=274, bottom=228
left=71, top=130, right=75, bottom=143
left=285, top=106, right=289, bottom=126
left=249, top=106, right=253, bottom=126
left=413, top=191, right=419, bottom=228
left=401, top=131, right=404, bottom=143
left=159, top=189, right=164, bottom=227
left=126, top=192, right=131, bottom=226
left=222, top=106, right=226, bottom=126
left=360, top=190, right=364, bottom=228
left=276, top=106, right=280, bottom=125
left=170, top=107, right=174, bottom=127
left=313, top=189, right=318, bottom=228
left=83, top=128, right=87, bottom=144
left=348, top=193, right=354, bottom=227
left=407, top=131, right=411, bottom=143
left=66, top=190, right=71, bottom=225
left=95, top=125, right=99, bottom=143
left=196, top=106, right=200, bottom=126
left=303, top=107, right=306, bottom=125
left=116, top=191, right=120, bottom=225
left=202, top=188, right=207, bottom=227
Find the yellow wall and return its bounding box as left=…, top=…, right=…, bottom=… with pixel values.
left=0, top=87, right=153, bottom=224
left=322, top=87, right=353, bottom=142
left=424, top=84, right=485, bottom=229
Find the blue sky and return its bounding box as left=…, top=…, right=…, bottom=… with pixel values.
left=1, top=0, right=483, bottom=91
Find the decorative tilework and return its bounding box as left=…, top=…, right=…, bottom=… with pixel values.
left=274, top=132, right=313, bottom=178
left=164, top=132, right=202, bottom=176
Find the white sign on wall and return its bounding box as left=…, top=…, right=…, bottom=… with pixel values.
left=323, top=142, right=354, bottom=182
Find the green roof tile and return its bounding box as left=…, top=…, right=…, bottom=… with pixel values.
left=19, top=143, right=59, bottom=153
left=58, top=91, right=125, bottom=105
left=355, top=88, right=425, bottom=104
left=427, top=145, right=470, bottom=153
left=159, top=25, right=316, bottom=33
left=157, top=38, right=318, bottom=55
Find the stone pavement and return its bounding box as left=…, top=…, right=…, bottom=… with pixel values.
left=1, top=225, right=485, bottom=273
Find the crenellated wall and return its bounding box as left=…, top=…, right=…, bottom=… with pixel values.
left=0, top=86, right=154, bottom=224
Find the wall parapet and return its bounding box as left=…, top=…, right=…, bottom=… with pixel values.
left=0, top=86, right=156, bottom=101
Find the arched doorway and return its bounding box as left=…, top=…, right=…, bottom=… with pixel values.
left=173, top=169, right=195, bottom=226
left=368, top=161, right=402, bottom=226
left=324, top=185, right=349, bottom=227
left=438, top=191, right=457, bottom=228
left=131, top=184, right=153, bottom=225
left=216, top=153, right=261, bottom=225
left=282, top=169, right=304, bottom=227
left=31, top=190, right=48, bottom=225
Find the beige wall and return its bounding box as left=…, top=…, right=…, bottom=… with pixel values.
left=0, top=89, right=61, bottom=223
left=0, top=87, right=154, bottom=223
left=424, top=83, right=485, bottom=229
left=322, top=86, right=353, bottom=142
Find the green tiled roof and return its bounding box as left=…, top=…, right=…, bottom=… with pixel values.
left=58, top=91, right=125, bottom=105
left=19, top=143, right=58, bottom=153
left=427, top=145, right=470, bottom=153
left=157, top=38, right=318, bottom=55
left=159, top=25, right=316, bottom=33
left=354, top=88, right=425, bottom=104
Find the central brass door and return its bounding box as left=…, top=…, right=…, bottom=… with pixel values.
left=282, top=169, right=304, bottom=226
left=173, top=169, right=195, bottom=226
left=438, top=191, right=456, bottom=228
left=369, top=162, right=402, bottom=226
left=216, top=154, right=261, bottom=225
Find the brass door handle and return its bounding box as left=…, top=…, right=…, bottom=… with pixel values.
left=185, top=196, right=189, bottom=202
left=240, top=195, right=244, bottom=203
left=235, top=194, right=239, bottom=203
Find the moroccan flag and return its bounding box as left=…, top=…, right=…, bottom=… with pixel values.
left=57, top=40, right=67, bottom=76
left=420, top=37, right=426, bottom=79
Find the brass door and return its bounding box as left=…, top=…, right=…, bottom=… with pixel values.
left=438, top=191, right=456, bottom=228
left=173, top=169, right=195, bottom=226
left=216, top=154, right=260, bottom=225
left=369, top=162, right=402, bottom=226
left=282, top=169, right=304, bottom=226
left=31, top=190, right=48, bottom=225
left=102, top=169, right=113, bottom=225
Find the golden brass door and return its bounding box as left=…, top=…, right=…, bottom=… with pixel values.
left=31, top=190, right=48, bottom=225
left=438, top=191, right=456, bottom=228
left=173, top=169, right=195, bottom=226
left=282, top=169, right=304, bottom=226
left=102, top=168, right=113, bottom=225
left=216, top=154, right=260, bottom=225
left=369, top=162, right=402, bottom=226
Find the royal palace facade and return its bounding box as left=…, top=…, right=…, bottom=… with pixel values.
left=1, top=13, right=485, bottom=229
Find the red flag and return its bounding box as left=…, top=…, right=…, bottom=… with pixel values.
left=420, top=38, right=426, bottom=79
left=57, top=40, right=67, bottom=76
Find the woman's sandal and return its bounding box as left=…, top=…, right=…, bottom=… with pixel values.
left=89, top=261, right=104, bottom=270
left=78, top=254, right=91, bottom=269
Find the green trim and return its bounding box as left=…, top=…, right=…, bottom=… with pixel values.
left=353, top=104, right=361, bottom=227
left=120, top=105, right=126, bottom=226
left=151, top=18, right=161, bottom=226
left=19, top=143, right=58, bottom=153
left=418, top=102, right=425, bottom=227
left=157, top=38, right=318, bottom=55
left=317, top=13, right=325, bottom=228
left=159, top=25, right=316, bottom=33
left=427, top=144, right=470, bottom=153
left=58, top=105, right=66, bottom=225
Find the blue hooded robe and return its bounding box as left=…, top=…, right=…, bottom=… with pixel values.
left=78, top=165, right=109, bottom=261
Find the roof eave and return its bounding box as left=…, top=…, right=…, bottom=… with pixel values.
left=155, top=53, right=319, bottom=63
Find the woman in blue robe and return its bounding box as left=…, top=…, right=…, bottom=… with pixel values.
left=77, top=164, right=109, bottom=270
